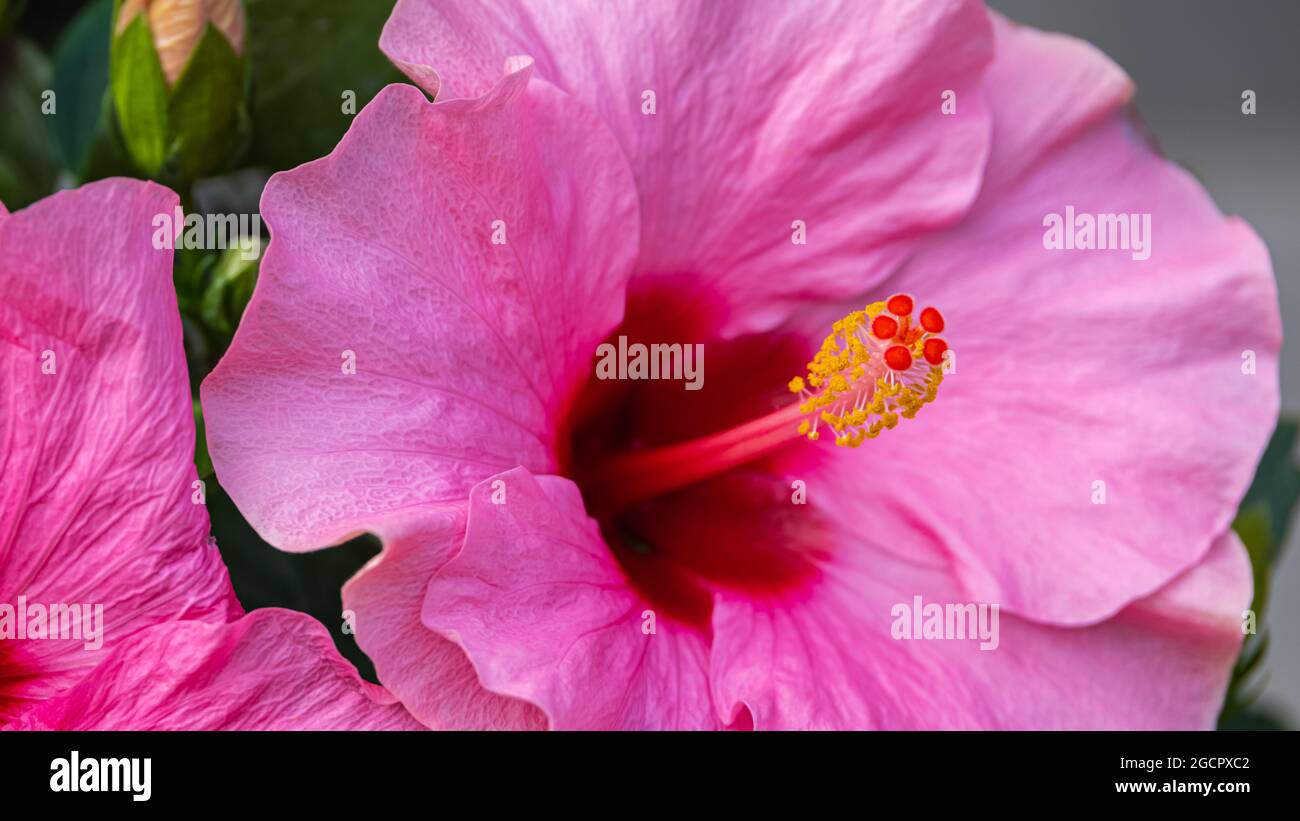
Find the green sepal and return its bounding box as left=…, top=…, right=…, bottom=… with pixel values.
left=109, top=9, right=169, bottom=176
left=166, top=22, right=247, bottom=182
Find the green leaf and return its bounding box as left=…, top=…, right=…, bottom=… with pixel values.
left=0, top=37, right=60, bottom=209
left=1219, top=419, right=1300, bottom=728
left=1217, top=704, right=1288, bottom=731
left=49, top=0, right=112, bottom=174
left=166, top=22, right=246, bottom=182
left=109, top=10, right=169, bottom=175
left=1234, top=503, right=1274, bottom=616
left=1233, top=418, right=1300, bottom=617
left=192, top=397, right=213, bottom=479
left=1238, top=420, right=1300, bottom=551
left=0, top=1, right=26, bottom=34
left=243, top=0, right=405, bottom=170
left=173, top=243, right=214, bottom=309
left=198, top=243, right=259, bottom=335
left=77, top=90, right=138, bottom=183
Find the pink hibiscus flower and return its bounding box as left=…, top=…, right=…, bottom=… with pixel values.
left=0, top=179, right=419, bottom=730
left=204, top=0, right=1279, bottom=729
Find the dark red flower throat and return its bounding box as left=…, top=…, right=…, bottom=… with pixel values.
left=559, top=281, right=829, bottom=629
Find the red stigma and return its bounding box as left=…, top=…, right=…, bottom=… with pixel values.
left=886, top=294, right=914, bottom=316
left=884, top=345, right=913, bottom=371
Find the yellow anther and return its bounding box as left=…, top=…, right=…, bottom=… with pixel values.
left=788, top=297, right=951, bottom=447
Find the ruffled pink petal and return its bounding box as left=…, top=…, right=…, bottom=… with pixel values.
left=342, top=503, right=546, bottom=729
left=202, top=74, right=639, bottom=551
left=0, top=179, right=240, bottom=724
left=789, top=15, right=1279, bottom=625
left=422, top=467, right=722, bottom=729
left=10, top=609, right=423, bottom=729
left=382, top=0, right=995, bottom=334
left=711, top=531, right=1251, bottom=729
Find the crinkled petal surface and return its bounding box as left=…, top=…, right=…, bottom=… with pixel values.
left=203, top=73, right=639, bottom=550
left=422, top=468, right=723, bottom=730
left=343, top=504, right=546, bottom=729
left=786, top=16, right=1279, bottom=625
left=0, top=180, right=239, bottom=724
left=201, top=5, right=1278, bottom=731
left=709, top=530, right=1251, bottom=729
left=11, top=609, right=423, bottom=730
left=382, top=0, right=994, bottom=333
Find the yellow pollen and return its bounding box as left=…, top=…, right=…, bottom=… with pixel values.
left=788, top=296, right=950, bottom=447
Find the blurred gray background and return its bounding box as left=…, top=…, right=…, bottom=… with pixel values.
left=989, top=0, right=1300, bottom=725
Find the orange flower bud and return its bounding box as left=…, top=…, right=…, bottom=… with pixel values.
left=116, top=0, right=245, bottom=87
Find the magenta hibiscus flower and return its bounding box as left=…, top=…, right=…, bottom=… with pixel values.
left=203, top=0, right=1279, bottom=729
left=0, top=179, right=419, bottom=730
